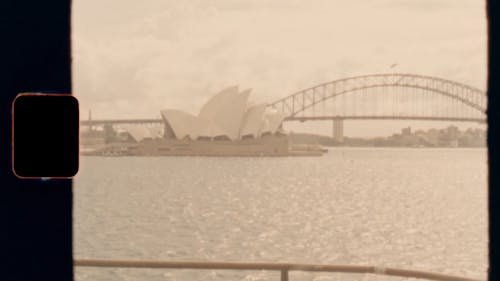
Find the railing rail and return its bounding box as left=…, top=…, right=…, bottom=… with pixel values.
left=74, top=259, right=485, bottom=281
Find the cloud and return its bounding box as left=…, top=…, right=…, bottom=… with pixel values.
left=72, top=0, right=487, bottom=122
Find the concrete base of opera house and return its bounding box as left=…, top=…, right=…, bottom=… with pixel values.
left=81, top=135, right=327, bottom=157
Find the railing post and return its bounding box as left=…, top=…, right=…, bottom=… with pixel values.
left=281, top=269, right=289, bottom=281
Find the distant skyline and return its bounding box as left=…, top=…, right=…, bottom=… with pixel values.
left=72, top=0, right=487, bottom=137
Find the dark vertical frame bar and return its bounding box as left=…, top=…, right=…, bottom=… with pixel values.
left=1, top=1, right=73, bottom=281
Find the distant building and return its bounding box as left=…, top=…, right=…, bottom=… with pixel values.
left=449, top=139, right=459, bottom=147
left=446, top=125, right=460, bottom=138
left=401, top=126, right=411, bottom=136
left=80, top=130, right=105, bottom=146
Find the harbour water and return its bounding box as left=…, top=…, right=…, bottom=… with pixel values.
left=74, top=148, right=488, bottom=281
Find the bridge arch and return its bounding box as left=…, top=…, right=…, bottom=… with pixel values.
left=268, top=73, right=486, bottom=123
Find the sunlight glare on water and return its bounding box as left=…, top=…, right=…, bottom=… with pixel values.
left=74, top=148, right=487, bottom=281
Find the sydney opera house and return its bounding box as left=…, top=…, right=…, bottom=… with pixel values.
left=161, top=86, right=286, bottom=141
left=86, top=86, right=326, bottom=156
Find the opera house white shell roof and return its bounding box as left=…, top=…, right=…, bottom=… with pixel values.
left=121, top=124, right=164, bottom=142
left=159, top=86, right=286, bottom=141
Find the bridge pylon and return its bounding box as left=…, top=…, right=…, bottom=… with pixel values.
left=333, top=118, right=344, bottom=143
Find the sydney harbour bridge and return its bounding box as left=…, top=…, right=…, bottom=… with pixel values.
left=80, top=73, right=487, bottom=142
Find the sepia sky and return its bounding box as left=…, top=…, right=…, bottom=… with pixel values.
left=72, top=0, right=487, bottom=137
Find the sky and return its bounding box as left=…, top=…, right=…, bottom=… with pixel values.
left=72, top=0, right=487, bottom=137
